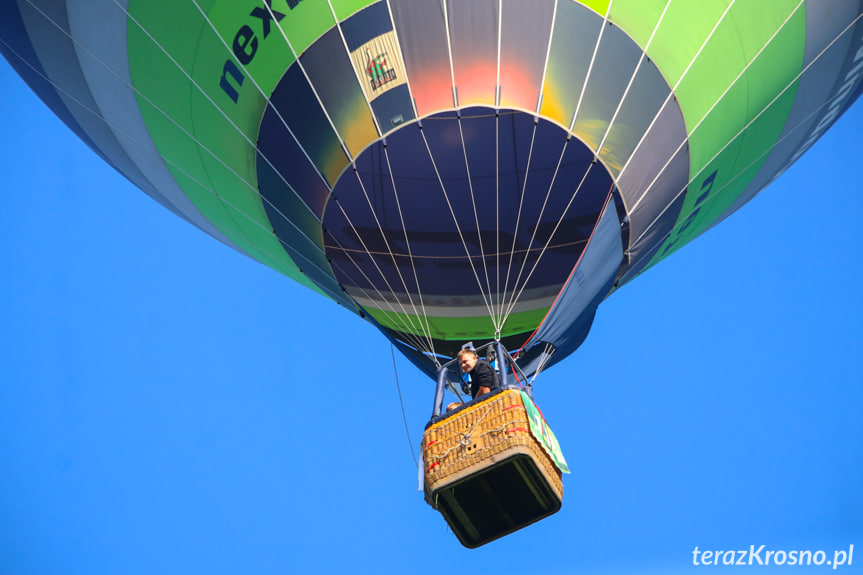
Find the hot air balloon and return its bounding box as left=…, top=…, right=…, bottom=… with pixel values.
left=2, top=0, right=860, bottom=379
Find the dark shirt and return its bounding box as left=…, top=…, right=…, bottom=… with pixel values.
left=465, top=359, right=500, bottom=399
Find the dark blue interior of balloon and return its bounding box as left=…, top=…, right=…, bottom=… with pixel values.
left=320, top=107, right=614, bottom=303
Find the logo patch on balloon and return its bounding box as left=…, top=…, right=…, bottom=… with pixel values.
left=350, top=32, right=407, bottom=102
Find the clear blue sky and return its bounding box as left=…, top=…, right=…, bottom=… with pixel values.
left=1, top=59, right=861, bottom=575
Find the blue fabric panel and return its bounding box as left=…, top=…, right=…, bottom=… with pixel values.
left=323, top=108, right=614, bottom=302
left=257, top=101, right=333, bottom=219
left=255, top=155, right=354, bottom=309
left=517, top=196, right=623, bottom=376
left=341, top=1, right=393, bottom=52
left=370, top=83, right=416, bottom=132
left=0, top=0, right=101, bottom=162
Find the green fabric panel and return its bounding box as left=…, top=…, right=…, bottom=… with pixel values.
left=127, top=1, right=324, bottom=295
left=607, top=0, right=667, bottom=50
left=366, top=307, right=550, bottom=341
left=618, top=1, right=731, bottom=88
left=521, top=392, right=569, bottom=474
left=577, top=0, right=611, bottom=17
left=165, top=165, right=291, bottom=270
left=673, top=1, right=801, bottom=131
left=206, top=1, right=298, bottom=102
left=645, top=8, right=805, bottom=268
left=687, top=6, right=805, bottom=173
left=330, top=0, right=377, bottom=21
left=279, top=1, right=336, bottom=55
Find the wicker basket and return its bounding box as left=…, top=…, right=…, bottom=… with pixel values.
left=422, top=389, right=563, bottom=547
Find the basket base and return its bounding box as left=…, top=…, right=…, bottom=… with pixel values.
left=429, top=445, right=562, bottom=548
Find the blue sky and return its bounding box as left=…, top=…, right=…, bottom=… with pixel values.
left=1, top=59, right=861, bottom=575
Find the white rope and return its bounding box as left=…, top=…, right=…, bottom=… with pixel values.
left=349, top=165, right=438, bottom=353
left=629, top=0, right=825, bottom=249
left=616, top=0, right=737, bottom=184
left=628, top=0, right=803, bottom=216
left=499, top=119, right=538, bottom=323
left=535, top=0, right=559, bottom=115
left=384, top=0, right=420, bottom=119
left=261, top=1, right=354, bottom=162
left=457, top=115, right=498, bottom=332
left=381, top=145, right=439, bottom=360
left=331, top=200, right=439, bottom=348
left=189, top=0, right=336, bottom=193
left=500, top=163, right=598, bottom=326
left=500, top=0, right=671, bottom=323
left=569, top=0, right=614, bottom=132
left=326, top=248, right=433, bottom=354
left=595, top=0, right=673, bottom=155
left=499, top=137, right=570, bottom=322
left=418, top=126, right=499, bottom=329
left=8, top=7, right=347, bottom=292
left=626, top=10, right=863, bottom=271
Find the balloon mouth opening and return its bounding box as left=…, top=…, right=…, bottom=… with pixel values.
left=314, top=106, right=618, bottom=348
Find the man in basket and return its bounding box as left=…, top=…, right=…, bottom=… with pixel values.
left=446, top=346, right=500, bottom=411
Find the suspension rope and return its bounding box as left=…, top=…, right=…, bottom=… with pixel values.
left=499, top=118, right=538, bottom=326
left=629, top=0, right=843, bottom=251
left=350, top=167, right=437, bottom=351
left=457, top=114, right=497, bottom=332
left=501, top=166, right=602, bottom=326
left=326, top=248, right=433, bottom=354
left=617, top=0, right=737, bottom=184
left=569, top=0, right=613, bottom=132
left=500, top=1, right=670, bottom=322
left=627, top=0, right=803, bottom=216
left=382, top=145, right=439, bottom=361
left=418, top=127, right=499, bottom=329
left=627, top=34, right=863, bottom=274
left=391, top=344, right=417, bottom=467
left=595, top=0, right=672, bottom=156
left=260, top=1, right=354, bottom=161
left=190, top=0, right=337, bottom=192
left=0, top=31, right=346, bottom=299
left=325, top=0, right=383, bottom=135
left=500, top=137, right=570, bottom=320
left=330, top=198, right=440, bottom=348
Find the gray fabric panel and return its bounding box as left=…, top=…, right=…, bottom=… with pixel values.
left=447, top=0, right=498, bottom=106
left=542, top=2, right=603, bottom=125
left=19, top=1, right=153, bottom=196
left=572, top=22, right=641, bottom=148
left=527, top=197, right=622, bottom=348
left=712, top=0, right=863, bottom=227
left=389, top=0, right=453, bottom=114
left=623, top=141, right=690, bottom=278
left=598, top=59, right=671, bottom=176
left=616, top=96, right=688, bottom=258
left=65, top=0, right=247, bottom=253
left=499, top=0, right=555, bottom=111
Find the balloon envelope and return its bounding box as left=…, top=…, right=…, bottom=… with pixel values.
left=2, top=0, right=861, bottom=378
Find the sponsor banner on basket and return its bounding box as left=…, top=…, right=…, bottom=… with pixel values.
left=521, top=392, right=570, bottom=474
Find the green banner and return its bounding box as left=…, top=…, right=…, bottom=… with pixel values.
left=521, top=392, right=570, bottom=474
